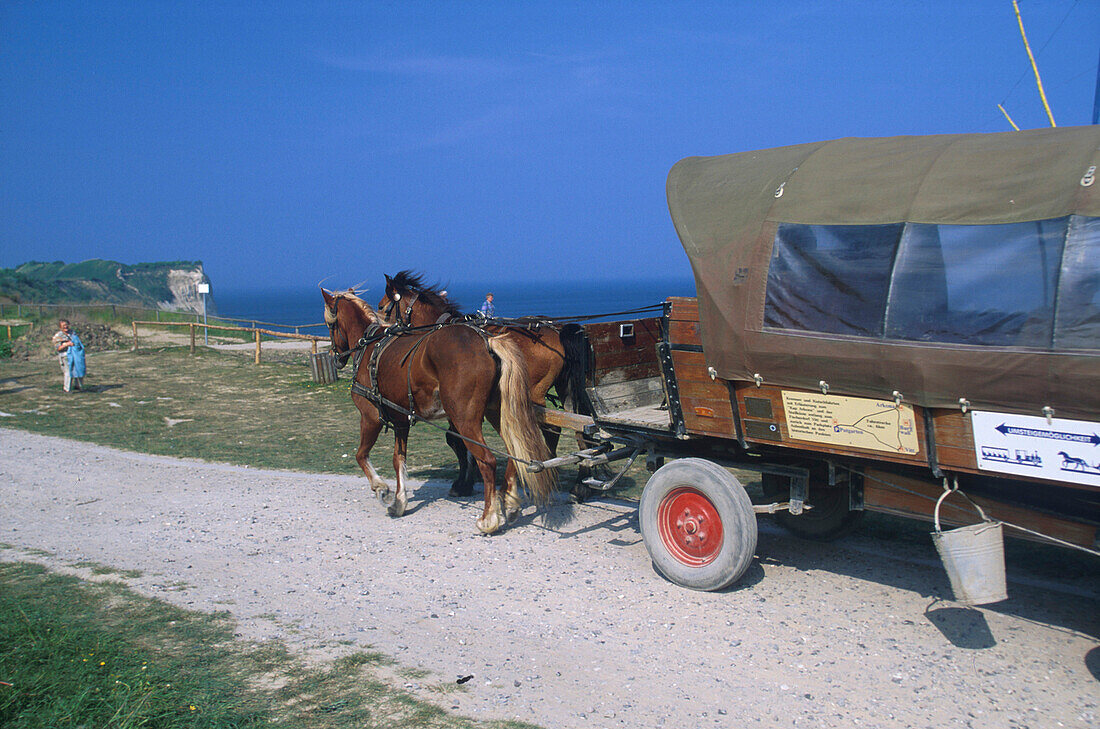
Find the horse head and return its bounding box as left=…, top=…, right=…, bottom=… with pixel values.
left=322, top=287, right=379, bottom=369
left=379, top=270, right=462, bottom=326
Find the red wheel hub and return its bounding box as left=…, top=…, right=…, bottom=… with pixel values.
left=656, top=487, right=724, bottom=566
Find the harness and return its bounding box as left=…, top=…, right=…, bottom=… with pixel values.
left=346, top=319, right=492, bottom=432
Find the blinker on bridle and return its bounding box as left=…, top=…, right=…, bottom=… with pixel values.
left=383, top=289, right=419, bottom=327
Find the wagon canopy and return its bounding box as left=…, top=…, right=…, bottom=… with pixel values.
left=667, top=126, right=1100, bottom=419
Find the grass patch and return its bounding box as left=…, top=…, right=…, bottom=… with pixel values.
left=0, top=347, right=462, bottom=481
left=0, top=344, right=650, bottom=494
left=71, top=561, right=142, bottom=579
left=0, top=562, right=541, bottom=729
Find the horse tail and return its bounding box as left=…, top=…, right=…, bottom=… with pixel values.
left=487, top=334, right=557, bottom=503
left=558, top=323, right=591, bottom=414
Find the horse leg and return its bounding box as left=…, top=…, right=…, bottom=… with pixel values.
left=389, top=425, right=411, bottom=517
left=446, top=427, right=475, bottom=497
left=455, top=419, right=503, bottom=534
left=542, top=424, right=561, bottom=458
left=355, top=411, right=391, bottom=499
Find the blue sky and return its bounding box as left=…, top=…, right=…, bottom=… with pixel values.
left=2, top=1, right=1097, bottom=292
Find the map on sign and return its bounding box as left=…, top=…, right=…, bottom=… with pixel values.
left=781, top=391, right=919, bottom=455
left=971, top=411, right=1100, bottom=487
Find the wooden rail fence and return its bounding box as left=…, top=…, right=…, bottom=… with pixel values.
left=131, top=320, right=329, bottom=364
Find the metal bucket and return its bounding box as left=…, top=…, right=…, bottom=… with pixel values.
left=931, top=488, right=1007, bottom=606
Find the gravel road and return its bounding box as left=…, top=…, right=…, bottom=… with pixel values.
left=1, top=427, right=1097, bottom=728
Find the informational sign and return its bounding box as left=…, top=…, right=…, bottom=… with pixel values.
left=781, top=391, right=919, bottom=455
left=971, top=411, right=1100, bottom=487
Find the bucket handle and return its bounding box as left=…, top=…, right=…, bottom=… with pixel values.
left=934, top=477, right=994, bottom=533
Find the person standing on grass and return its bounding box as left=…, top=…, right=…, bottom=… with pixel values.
left=52, top=319, right=85, bottom=392
left=479, top=292, right=495, bottom=318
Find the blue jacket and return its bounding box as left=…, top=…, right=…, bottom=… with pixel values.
left=66, top=333, right=86, bottom=378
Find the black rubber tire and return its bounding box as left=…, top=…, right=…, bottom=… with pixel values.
left=639, top=458, right=758, bottom=591
left=761, top=472, right=864, bottom=541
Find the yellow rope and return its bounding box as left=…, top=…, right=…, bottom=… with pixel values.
left=1013, top=0, right=1057, bottom=127
left=997, top=104, right=1021, bottom=131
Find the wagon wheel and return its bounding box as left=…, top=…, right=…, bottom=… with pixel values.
left=639, top=458, right=757, bottom=591
left=761, top=471, right=864, bottom=541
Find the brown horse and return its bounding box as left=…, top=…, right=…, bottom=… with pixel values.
left=322, top=287, right=555, bottom=533
left=379, top=271, right=579, bottom=496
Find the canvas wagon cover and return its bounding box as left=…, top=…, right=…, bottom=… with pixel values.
left=667, top=126, right=1100, bottom=419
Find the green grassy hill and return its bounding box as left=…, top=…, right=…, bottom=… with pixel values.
left=0, top=259, right=212, bottom=312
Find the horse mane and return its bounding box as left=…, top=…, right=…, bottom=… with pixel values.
left=331, top=289, right=382, bottom=325
left=391, top=270, right=464, bottom=316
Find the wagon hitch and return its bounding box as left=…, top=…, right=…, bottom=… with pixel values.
left=754, top=501, right=814, bottom=515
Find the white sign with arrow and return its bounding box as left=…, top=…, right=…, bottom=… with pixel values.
left=971, top=410, right=1100, bottom=487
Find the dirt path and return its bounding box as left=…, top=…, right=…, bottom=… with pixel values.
left=1, top=428, right=1097, bottom=728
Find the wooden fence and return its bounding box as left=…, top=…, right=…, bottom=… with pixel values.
left=131, top=320, right=329, bottom=364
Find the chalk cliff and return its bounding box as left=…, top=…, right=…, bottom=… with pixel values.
left=0, top=260, right=217, bottom=314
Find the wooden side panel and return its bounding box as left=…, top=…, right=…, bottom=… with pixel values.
left=589, top=377, right=665, bottom=414
left=863, top=468, right=1098, bottom=548
left=585, top=317, right=663, bottom=386
left=668, top=320, right=703, bottom=347
left=931, top=409, right=979, bottom=471
left=667, top=296, right=702, bottom=348
left=732, top=383, right=930, bottom=468
left=667, top=296, right=699, bottom=321
left=671, top=349, right=735, bottom=438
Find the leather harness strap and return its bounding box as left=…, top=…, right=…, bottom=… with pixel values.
left=349, top=320, right=492, bottom=430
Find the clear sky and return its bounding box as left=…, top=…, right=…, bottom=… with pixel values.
left=2, top=1, right=1098, bottom=292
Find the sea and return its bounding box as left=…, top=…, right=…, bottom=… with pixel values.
left=213, top=276, right=697, bottom=336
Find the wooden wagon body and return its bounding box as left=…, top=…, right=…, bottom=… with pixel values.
left=540, top=126, right=1100, bottom=591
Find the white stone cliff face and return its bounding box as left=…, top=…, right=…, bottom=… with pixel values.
left=161, top=268, right=216, bottom=315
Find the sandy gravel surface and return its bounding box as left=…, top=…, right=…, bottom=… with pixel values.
left=1, top=427, right=1097, bottom=728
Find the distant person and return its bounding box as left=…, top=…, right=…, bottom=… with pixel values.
left=52, top=319, right=85, bottom=392
left=479, top=292, right=495, bottom=318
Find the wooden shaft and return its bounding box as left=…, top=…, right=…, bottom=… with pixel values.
left=254, top=330, right=261, bottom=364
left=190, top=323, right=196, bottom=354
left=311, top=339, right=317, bottom=355
left=132, top=321, right=138, bottom=350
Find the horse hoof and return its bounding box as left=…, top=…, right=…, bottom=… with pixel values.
left=388, top=500, right=407, bottom=517
left=449, top=484, right=474, bottom=498
left=377, top=488, right=394, bottom=507
left=476, top=514, right=504, bottom=534
left=504, top=493, right=522, bottom=523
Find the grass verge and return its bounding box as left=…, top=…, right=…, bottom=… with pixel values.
left=0, top=561, right=539, bottom=729
left=0, top=344, right=649, bottom=493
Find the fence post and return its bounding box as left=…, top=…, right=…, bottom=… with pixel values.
left=132, top=321, right=138, bottom=351
left=190, top=323, right=196, bottom=354
left=311, top=339, right=317, bottom=355
left=254, top=330, right=261, bottom=364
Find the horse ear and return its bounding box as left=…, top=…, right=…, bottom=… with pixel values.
left=321, top=288, right=336, bottom=308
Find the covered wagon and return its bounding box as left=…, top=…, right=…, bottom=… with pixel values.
left=544, top=125, right=1100, bottom=592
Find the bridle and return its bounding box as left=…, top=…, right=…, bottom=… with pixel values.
left=327, top=294, right=384, bottom=370
left=382, top=288, right=420, bottom=327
